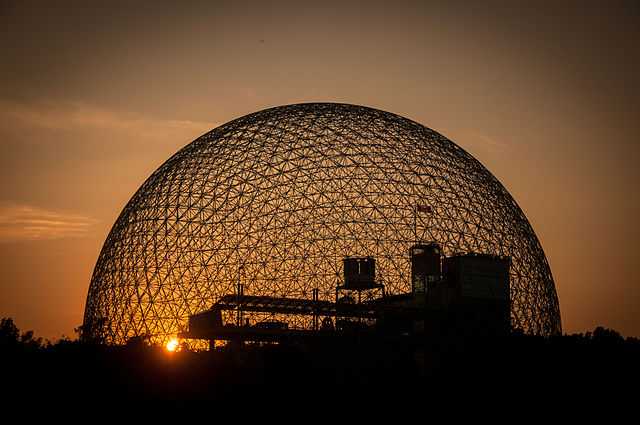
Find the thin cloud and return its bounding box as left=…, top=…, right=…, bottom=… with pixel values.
left=0, top=203, right=98, bottom=242
left=0, top=99, right=215, bottom=140
left=471, top=131, right=508, bottom=153
left=440, top=128, right=510, bottom=155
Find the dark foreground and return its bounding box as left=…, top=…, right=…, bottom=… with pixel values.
left=2, top=323, right=638, bottom=407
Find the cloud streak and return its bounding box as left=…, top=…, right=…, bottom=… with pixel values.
left=0, top=203, right=98, bottom=242
left=440, top=128, right=510, bottom=156
left=454, top=130, right=509, bottom=154
left=0, top=99, right=215, bottom=141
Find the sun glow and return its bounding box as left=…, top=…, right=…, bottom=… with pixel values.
left=165, top=338, right=179, bottom=352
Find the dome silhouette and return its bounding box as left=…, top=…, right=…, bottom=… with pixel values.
left=83, top=103, right=561, bottom=344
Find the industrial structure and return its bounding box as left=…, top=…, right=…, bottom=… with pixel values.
left=83, top=103, right=561, bottom=345
left=182, top=246, right=511, bottom=345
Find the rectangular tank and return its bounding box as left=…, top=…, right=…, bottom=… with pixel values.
left=442, top=254, right=511, bottom=335
left=444, top=254, right=510, bottom=301
left=343, top=257, right=376, bottom=289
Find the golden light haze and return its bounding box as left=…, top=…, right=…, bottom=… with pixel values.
left=0, top=1, right=638, bottom=339
left=166, top=338, right=180, bottom=353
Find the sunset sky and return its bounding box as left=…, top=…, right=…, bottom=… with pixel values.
left=1, top=1, right=638, bottom=340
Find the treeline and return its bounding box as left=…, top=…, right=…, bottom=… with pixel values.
left=1, top=317, right=639, bottom=406
left=3, top=317, right=638, bottom=352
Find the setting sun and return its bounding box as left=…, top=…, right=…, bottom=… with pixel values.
left=165, top=338, right=179, bottom=352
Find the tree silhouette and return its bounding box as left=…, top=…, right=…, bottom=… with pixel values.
left=0, top=317, right=19, bottom=347
left=0, top=317, right=43, bottom=352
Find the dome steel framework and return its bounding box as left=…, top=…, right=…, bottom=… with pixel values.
left=83, top=103, right=561, bottom=344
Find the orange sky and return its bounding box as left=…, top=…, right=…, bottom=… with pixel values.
left=1, top=1, right=638, bottom=339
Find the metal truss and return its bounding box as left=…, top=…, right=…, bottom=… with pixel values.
left=83, top=103, right=562, bottom=344
left=209, top=294, right=408, bottom=320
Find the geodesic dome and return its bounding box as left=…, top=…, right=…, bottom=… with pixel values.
left=83, top=103, right=561, bottom=344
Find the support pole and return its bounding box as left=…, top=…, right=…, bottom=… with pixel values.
left=414, top=204, right=417, bottom=244
left=236, top=279, right=243, bottom=327
left=312, top=288, right=319, bottom=331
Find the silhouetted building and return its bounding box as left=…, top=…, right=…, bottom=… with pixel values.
left=410, top=243, right=442, bottom=295
left=181, top=248, right=512, bottom=344
left=84, top=103, right=560, bottom=346
left=431, top=254, right=511, bottom=336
